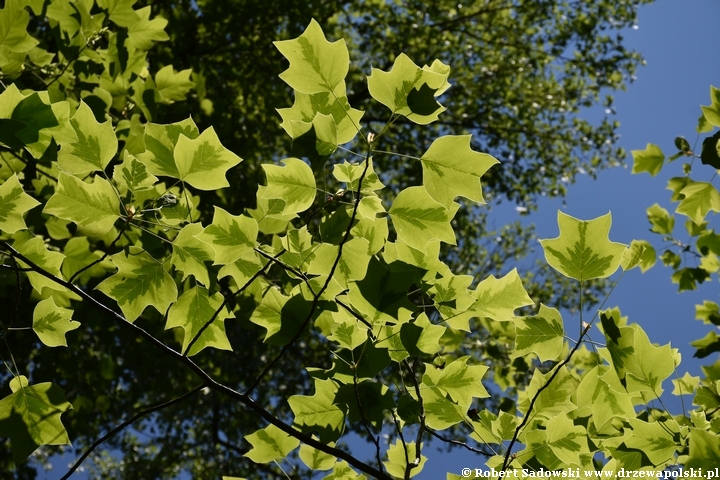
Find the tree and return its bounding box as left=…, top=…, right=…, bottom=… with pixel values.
left=6, top=1, right=719, bottom=480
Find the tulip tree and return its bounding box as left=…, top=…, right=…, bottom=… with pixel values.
left=0, top=1, right=718, bottom=478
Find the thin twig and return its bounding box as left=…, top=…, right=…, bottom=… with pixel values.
left=61, top=384, right=206, bottom=480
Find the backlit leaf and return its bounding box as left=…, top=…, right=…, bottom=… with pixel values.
left=126, top=6, right=169, bottom=50
left=0, top=4, right=38, bottom=53
left=43, top=172, right=121, bottom=237
left=15, top=236, right=66, bottom=293
left=138, top=118, right=199, bottom=178
left=261, top=158, right=316, bottom=215
left=513, top=304, right=564, bottom=361
left=631, top=143, right=664, bottom=176
left=0, top=376, right=72, bottom=464
left=165, top=286, right=232, bottom=356
left=288, top=379, right=345, bottom=443
left=367, top=53, right=450, bottom=124
left=0, top=173, right=40, bottom=234
left=389, top=186, right=457, bottom=253
left=676, top=182, right=720, bottom=225
left=384, top=440, right=426, bottom=479
left=32, top=297, right=79, bottom=347
left=422, top=356, right=489, bottom=407
left=170, top=223, right=213, bottom=286
left=195, top=206, right=257, bottom=265
left=420, top=135, right=499, bottom=207
left=57, top=102, right=118, bottom=175
left=539, top=211, right=626, bottom=281
left=113, top=151, right=158, bottom=192
left=274, top=19, right=348, bottom=94
left=243, top=424, right=299, bottom=464
left=154, top=65, right=194, bottom=103
left=96, top=247, right=178, bottom=322
left=174, top=127, right=243, bottom=190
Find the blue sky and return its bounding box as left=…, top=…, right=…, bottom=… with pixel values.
left=41, top=1, right=720, bottom=479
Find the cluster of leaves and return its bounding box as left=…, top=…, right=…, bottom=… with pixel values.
left=1, top=1, right=719, bottom=479
left=630, top=85, right=720, bottom=414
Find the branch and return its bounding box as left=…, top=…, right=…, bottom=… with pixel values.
left=426, top=429, right=493, bottom=456
left=244, top=147, right=373, bottom=396
left=182, top=248, right=283, bottom=356
left=0, top=240, right=390, bottom=479
left=61, top=384, right=206, bottom=480
left=501, top=322, right=592, bottom=470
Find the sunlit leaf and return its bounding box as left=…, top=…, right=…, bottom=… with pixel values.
left=243, top=424, right=299, bottom=464
left=539, top=211, right=626, bottom=281
left=96, top=247, right=178, bottom=322
left=0, top=376, right=72, bottom=464
left=165, top=286, right=232, bottom=356
left=32, top=297, right=79, bottom=347
left=0, top=173, right=40, bottom=234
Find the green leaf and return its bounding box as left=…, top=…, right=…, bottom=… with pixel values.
left=646, top=203, right=674, bottom=235
left=7, top=92, right=59, bottom=149
left=15, top=236, right=66, bottom=293
left=625, top=419, right=678, bottom=466
left=389, top=186, right=457, bottom=253
left=367, top=53, right=450, bottom=124
left=421, top=386, right=466, bottom=430
left=97, top=0, right=140, bottom=27
left=672, top=372, right=700, bottom=396
left=0, top=173, right=40, bottom=234
left=577, top=366, right=635, bottom=431
left=249, top=287, right=311, bottom=345
left=422, top=356, right=489, bottom=407
left=154, top=65, right=194, bottom=103
left=513, top=304, right=564, bottom=361
left=0, top=3, right=38, bottom=53
left=696, top=301, right=720, bottom=325
left=165, top=286, right=232, bottom=356
left=332, top=158, right=384, bottom=194
left=288, top=379, right=345, bottom=443
left=518, top=366, right=578, bottom=418
left=195, top=206, right=257, bottom=265
left=174, top=126, right=243, bottom=190
left=620, top=239, right=647, bottom=271
left=60, top=236, right=112, bottom=283
left=32, top=297, right=80, bottom=347
left=274, top=19, right=348, bottom=94
left=686, top=428, right=720, bottom=469
left=526, top=413, right=589, bottom=468
left=57, top=102, right=118, bottom=175
left=112, top=151, right=158, bottom=192
left=0, top=376, right=72, bottom=464
left=420, top=135, right=499, bottom=207
left=243, top=424, right=300, bottom=464
left=96, top=247, right=178, bottom=322
left=700, top=85, right=720, bottom=128
left=299, top=443, right=335, bottom=471
left=336, top=381, right=394, bottom=429
left=170, top=223, right=213, bottom=286
left=622, top=325, right=675, bottom=395
left=346, top=257, right=414, bottom=332
left=539, top=211, right=626, bottom=281
left=126, top=6, right=169, bottom=50
left=278, top=81, right=363, bottom=146
left=138, top=118, right=199, bottom=178
left=384, top=440, right=426, bottom=479
left=261, top=158, right=316, bottom=215
left=676, top=182, right=720, bottom=225
left=468, top=268, right=534, bottom=326
left=43, top=172, right=121, bottom=237
left=327, top=309, right=369, bottom=351
left=631, top=143, right=664, bottom=176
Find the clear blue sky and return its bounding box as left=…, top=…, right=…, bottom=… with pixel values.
left=43, top=1, right=720, bottom=479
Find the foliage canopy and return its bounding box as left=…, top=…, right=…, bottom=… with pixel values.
left=2, top=1, right=720, bottom=479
